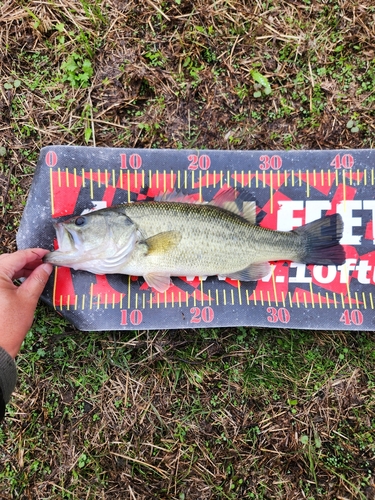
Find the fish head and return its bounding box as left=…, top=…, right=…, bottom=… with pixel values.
left=44, top=210, right=138, bottom=274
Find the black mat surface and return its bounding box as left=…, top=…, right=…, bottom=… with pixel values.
left=17, top=146, right=375, bottom=331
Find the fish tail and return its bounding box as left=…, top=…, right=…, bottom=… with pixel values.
left=295, top=214, right=345, bottom=265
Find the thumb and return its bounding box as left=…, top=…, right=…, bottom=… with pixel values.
left=18, top=263, right=53, bottom=303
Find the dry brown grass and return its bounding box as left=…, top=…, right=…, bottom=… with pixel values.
left=1, top=0, right=375, bottom=498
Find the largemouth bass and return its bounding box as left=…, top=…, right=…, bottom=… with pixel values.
left=44, top=190, right=345, bottom=292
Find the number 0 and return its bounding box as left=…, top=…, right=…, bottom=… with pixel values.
left=46, top=151, right=58, bottom=167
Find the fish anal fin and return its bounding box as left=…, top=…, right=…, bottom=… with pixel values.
left=226, top=262, right=271, bottom=281
left=145, top=231, right=181, bottom=255
left=145, top=273, right=172, bottom=292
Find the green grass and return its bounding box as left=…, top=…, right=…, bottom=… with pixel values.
left=1, top=305, right=373, bottom=498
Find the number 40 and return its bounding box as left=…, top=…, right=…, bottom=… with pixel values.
left=330, top=154, right=354, bottom=169
left=340, top=309, right=363, bottom=326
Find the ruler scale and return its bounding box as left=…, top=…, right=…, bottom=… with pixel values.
left=17, top=146, right=375, bottom=331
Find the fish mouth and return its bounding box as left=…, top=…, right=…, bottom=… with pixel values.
left=55, top=223, right=82, bottom=252
left=43, top=223, right=83, bottom=265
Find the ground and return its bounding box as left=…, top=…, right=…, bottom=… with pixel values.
left=0, top=1, right=375, bottom=498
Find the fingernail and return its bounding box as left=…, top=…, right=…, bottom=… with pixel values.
left=40, top=263, right=53, bottom=275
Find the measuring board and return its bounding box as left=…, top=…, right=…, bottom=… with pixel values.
left=17, top=146, right=375, bottom=331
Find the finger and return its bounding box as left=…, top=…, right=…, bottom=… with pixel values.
left=0, top=248, right=50, bottom=280
left=17, top=263, right=53, bottom=303
left=13, top=259, right=48, bottom=280
left=13, top=269, right=35, bottom=280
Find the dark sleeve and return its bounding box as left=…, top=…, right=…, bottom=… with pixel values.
left=0, top=347, right=17, bottom=422
left=0, top=386, right=5, bottom=421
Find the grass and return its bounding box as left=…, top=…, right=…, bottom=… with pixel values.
left=4, top=314, right=375, bottom=498
left=1, top=0, right=375, bottom=498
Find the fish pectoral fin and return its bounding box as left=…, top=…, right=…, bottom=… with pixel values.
left=144, top=230, right=182, bottom=255
left=145, top=273, right=172, bottom=292
left=226, top=262, right=271, bottom=281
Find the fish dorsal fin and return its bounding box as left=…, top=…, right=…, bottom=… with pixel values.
left=209, top=187, right=238, bottom=208
left=240, top=202, right=257, bottom=224
left=224, top=262, right=271, bottom=281
left=144, top=230, right=181, bottom=255
left=154, top=191, right=201, bottom=203
left=210, top=188, right=256, bottom=223
left=154, top=188, right=256, bottom=223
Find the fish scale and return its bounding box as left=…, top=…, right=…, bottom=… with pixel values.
left=120, top=201, right=301, bottom=275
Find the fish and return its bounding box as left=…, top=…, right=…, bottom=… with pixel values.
left=44, top=189, right=346, bottom=292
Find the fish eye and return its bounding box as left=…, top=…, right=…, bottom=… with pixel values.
left=75, top=216, right=86, bottom=227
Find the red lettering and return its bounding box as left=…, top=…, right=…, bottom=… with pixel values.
left=130, top=309, right=143, bottom=325
left=270, top=155, right=282, bottom=170
left=188, top=154, right=211, bottom=170
left=199, top=155, right=211, bottom=170
left=267, top=307, right=290, bottom=324
left=190, top=306, right=214, bottom=324
left=129, top=153, right=142, bottom=169
left=190, top=306, right=201, bottom=323
left=46, top=150, right=58, bottom=167
left=121, top=309, right=143, bottom=326
left=330, top=153, right=354, bottom=169
left=267, top=306, right=278, bottom=323
left=120, top=153, right=127, bottom=169
left=188, top=154, right=198, bottom=170
left=277, top=307, right=290, bottom=323
left=340, top=309, right=363, bottom=326
left=201, top=306, right=214, bottom=323
left=342, top=153, right=354, bottom=169
left=120, top=153, right=143, bottom=169
left=259, top=155, right=283, bottom=170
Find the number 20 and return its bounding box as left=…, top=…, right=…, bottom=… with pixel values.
left=188, top=154, right=211, bottom=170
left=190, top=306, right=214, bottom=323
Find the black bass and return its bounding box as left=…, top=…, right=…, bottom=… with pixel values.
left=44, top=190, right=345, bottom=292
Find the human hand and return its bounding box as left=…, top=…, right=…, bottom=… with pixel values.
left=0, top=249, right=53, bottom=358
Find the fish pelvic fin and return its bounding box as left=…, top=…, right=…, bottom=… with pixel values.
left=144, top=230, right=182, bottom=255
left=295, top=214, right=346, bottom=265
left=145, top=273, right=172, bottom=292
left=225, top=262, right=271, bottom=282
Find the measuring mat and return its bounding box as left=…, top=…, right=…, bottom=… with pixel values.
left=17, top=146, right=375, bottom=331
